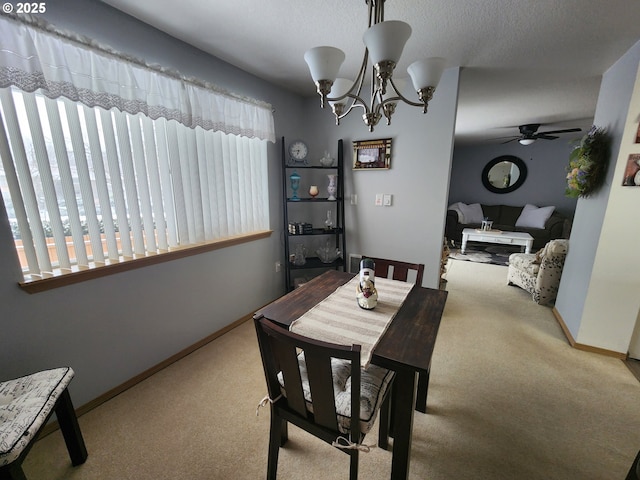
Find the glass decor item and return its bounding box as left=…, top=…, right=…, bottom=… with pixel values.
left=293, top=243, right=306, bottom=266
left=327, top=174, right=337, bottom=201
left=309, top=185, right=319, bottom=198
left=324, top=209, right=334, bottom=230
left=290, top=170, right=301, bottom=200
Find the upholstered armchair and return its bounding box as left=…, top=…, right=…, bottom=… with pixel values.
left=507, top=239, right=569, bottom=305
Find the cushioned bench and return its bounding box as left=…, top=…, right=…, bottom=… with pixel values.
left=0, top=367, right=87, bottom=479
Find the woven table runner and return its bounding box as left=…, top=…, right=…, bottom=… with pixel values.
left=290, top=276, right=414, bottom=366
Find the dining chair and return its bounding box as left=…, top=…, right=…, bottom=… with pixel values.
left=0, top=367, right=87, bottom=480
left=626, top=449, right=640, bottom=480
left=361, top=256, right=431, bottom=413
left=254, top=316, right=394, bottom=480
left=362, top=256, right=425, bottom=286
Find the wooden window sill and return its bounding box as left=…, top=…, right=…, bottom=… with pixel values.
left=18, top=230, right=273, bottom=294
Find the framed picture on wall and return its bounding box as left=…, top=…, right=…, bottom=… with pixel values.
left=353, top=138, right=392, bottom=170
left=622, top=154, right=640, bottom=186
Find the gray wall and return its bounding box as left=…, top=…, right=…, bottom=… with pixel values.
left=450, top=140, right=580, bottom=219
left=0, top=0, right=460, bottom=407
left=0, top=0, right=299, bottom=406
left=301, top=68, right=460, bottom=289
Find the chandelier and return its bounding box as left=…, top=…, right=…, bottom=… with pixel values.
left=304, top=0, right=446, bottom=132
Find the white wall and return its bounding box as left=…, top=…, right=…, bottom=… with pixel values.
left=301, top=68, right=461, bottom=289
left=555, top=40, right=640, bottom=354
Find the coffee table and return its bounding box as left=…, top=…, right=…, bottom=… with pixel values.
left=461, top=228, right=533, bottom=254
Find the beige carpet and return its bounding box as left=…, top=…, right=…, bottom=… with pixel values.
left=24, top=260, right=640, bottom=479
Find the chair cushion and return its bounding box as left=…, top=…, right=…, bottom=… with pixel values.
left=0, top=367, right=74, bottom=466
left=278, top=353, right=394, bottom=435
left=508, top=253, right=540, bottom=275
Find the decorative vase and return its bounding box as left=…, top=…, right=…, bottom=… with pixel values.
left=290, top=171, right=301, bottom=200
left=327, top=174, right=337, bottom=201
left=309, top=185, right=319, bottom=198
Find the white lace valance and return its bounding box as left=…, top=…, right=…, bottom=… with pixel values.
left=0, top=15, right=275, bottom=143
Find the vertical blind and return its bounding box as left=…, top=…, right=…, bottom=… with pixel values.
left=0, top=87, right=270, bottom=281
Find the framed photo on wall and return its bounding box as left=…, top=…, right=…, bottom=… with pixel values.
left=622, top=154, right=640, bottom=186
left=353, top=138, right=392, bottom=170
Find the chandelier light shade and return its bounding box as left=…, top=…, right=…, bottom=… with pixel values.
left=304, top=46, right=345, bottom=100
left=408, top=57, right=446, bottom=91
left=362, top=21, right=411, bottom=67
left=304, top=0, right=446, bottom=131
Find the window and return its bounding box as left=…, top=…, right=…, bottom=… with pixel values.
left=0, top=15, right=275, bottom=288
left=0, top=87, right=270, bottom=282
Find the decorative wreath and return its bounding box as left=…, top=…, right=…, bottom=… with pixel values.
left=565, top=126, right=610, bottom=198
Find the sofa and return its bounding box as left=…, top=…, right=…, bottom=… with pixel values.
left=507, top=239, right=569, bottom=305
left=445, top=203, right=569, bottom=250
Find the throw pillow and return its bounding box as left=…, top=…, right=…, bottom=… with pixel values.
left=515, top=204, right=555, bottom=229
left=458, top=202, right=484, bottom=224
left=448, top=202, right=465, bottom=222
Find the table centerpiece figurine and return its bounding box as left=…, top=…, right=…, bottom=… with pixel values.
left=356, top=258, right=378, bottom=309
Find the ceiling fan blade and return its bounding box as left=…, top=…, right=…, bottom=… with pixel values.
left=537, top=134, right=559, bottom=140
left=519, top=124, right=540, bottom=135
left=501, top=138, right=518, bottom=144
left=538, top=127, right=582, bottom=135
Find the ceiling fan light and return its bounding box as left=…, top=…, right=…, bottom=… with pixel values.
left=519, top=138, right=536, bottom=145
left=363, top=20, right=411, bottom=66
left=407, top=57, right=446, bottom=91
left=304, top=46, right=345, bottom=83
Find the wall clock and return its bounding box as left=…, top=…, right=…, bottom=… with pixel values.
left=288, top=140, right=308, bottom=165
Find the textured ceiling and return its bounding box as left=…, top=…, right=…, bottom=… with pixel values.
left=100, top=0, right=640, bottom=145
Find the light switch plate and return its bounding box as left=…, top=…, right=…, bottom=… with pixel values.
left=383, top=194, right=392, bottom=206
left=375, top=193, right=383, bottom=206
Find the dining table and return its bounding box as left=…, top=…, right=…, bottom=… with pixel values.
left=253, top=269, right=448, bottom=480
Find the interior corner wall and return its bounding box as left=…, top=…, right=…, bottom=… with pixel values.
left=555, top=39, right=640, bottom=354
left=300, top=67, right=460, bottom=289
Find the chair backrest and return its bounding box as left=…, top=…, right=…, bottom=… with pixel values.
left=537, top=239, right=569, bottom=277
left=626, top=450, right=640, bottom=480
left=363, top=256, right=425, bottom=286
left=254, top=316, right=362, bottom=443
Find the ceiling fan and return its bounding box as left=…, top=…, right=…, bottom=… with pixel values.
left=501, top=124, right=582, bottom=145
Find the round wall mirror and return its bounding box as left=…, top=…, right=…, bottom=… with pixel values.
left=482, top=155, right=528, bottom=194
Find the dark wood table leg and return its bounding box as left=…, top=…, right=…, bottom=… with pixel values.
left=416, top=367, right=429, bottom=413
left=390, top=369, right=417, bottom=480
